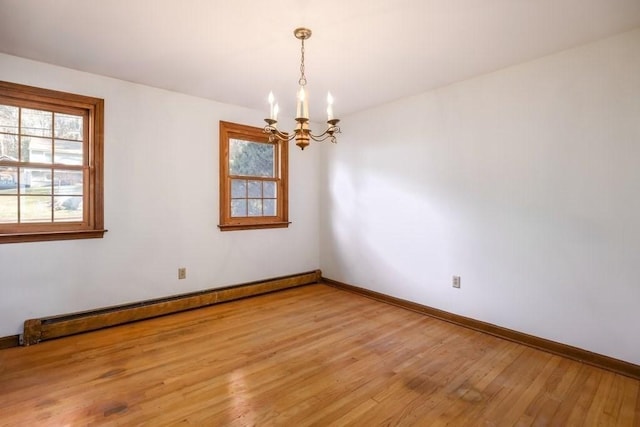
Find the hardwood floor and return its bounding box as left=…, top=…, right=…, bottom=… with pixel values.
left=0, top=284, right=638, bottom=426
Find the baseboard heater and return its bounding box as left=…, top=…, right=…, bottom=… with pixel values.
left=22, top=269, right=321, bottom=346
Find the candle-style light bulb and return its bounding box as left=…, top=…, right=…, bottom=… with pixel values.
left=326, top=92, right=334, bottom=121
left=273, top=103, right=279, bottom=122
left=297, top=86, right=308, bottom=119
left=268, top=91, right=275, bottom=120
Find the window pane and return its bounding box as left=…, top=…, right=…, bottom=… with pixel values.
left=21, top=108, right=52, bottom=138
left=231, top=179, right=246, bottom=198
left=263, top=181, right=276, bottom=198
left=0, top=134, right=18, bottom=160
left=20, top=195, right=52, bottom=222
left=0, top=196, right=17, bottom=223
left=24, top=168, right=52, bottom=194
left=22, top=136, right=52, bottom=163
left=54, top=113, right=83, bottom=141
left=229, top=139, right=275, bottom=177
left=231, top=199, right=247, bottom=217
left=53, top=170, right=83, bottom=195
left=54, top=196, right=83, bottom=221
left=54, top=140, right=83, bottom=165
left=264, top=199, right=276, bottom=216
left=248, top=199, right=262, bottom=216
left=0, top=105, right=19, bottom=134
left=248, top=180, right=262, bottom=198
left=0, top=166, right=18, bottom=194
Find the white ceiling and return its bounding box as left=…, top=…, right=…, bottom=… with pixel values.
left=1, top=0, right=640, bottom=118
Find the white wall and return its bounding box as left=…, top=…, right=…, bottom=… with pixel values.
left=0, top=54, right=320, bottom=337
left=320, top=29, right=640, bottom=364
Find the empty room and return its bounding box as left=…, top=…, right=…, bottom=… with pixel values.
left=0, top=1, right=639, bottom=425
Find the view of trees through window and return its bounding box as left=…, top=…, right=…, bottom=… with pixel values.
left=229, top=139, right=274, bottom=177
left=229, top=139, right=277, bottom=217
left=0, top=103, right=85, bottom=224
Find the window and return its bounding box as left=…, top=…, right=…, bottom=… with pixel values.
left=0, top=81, right=105, bottom=244
left=219, top=121, right=288, bottom=231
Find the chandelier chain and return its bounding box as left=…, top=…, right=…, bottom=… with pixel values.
left=299, top=38, right=307, bottom=86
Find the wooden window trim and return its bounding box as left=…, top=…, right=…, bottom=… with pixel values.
left=218, top=121, right=289, bottom=231
left=0, top=81, right=106, bottom=244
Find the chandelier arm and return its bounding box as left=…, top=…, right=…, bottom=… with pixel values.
left=308, top=134, right=333, bottom=142
left=262, top=126, right=288, bottom=142
left=263, top=125, right=295, bottom=142
left=308, top=127, right=342, bottom=142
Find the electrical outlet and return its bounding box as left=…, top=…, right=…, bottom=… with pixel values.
left=178, top=267, right=187, bottom=280
left=452, top=275, right=461, bottom=288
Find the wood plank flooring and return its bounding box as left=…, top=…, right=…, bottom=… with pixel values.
left=0, top=284, right=638, bottom=426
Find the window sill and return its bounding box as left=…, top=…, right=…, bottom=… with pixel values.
left=0, top=229, right=108, bottom=244
left=218, top=222, right=290, bottom=232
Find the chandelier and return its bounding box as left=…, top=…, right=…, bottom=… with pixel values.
left=264, top=27, right=341, bottom=150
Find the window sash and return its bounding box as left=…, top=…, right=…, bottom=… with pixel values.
left=0, top=103, right=88, bottom=226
